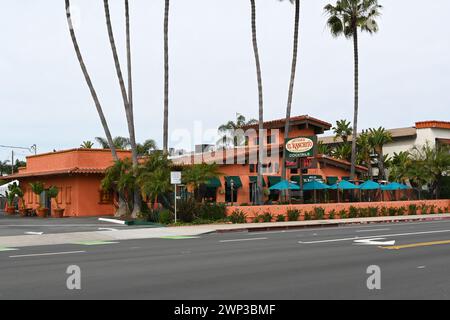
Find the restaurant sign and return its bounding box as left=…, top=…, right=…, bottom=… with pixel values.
left=285, top=136, right=316, bottom=159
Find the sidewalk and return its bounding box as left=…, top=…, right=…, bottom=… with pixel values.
left=1, top=213, right=449, bottom=248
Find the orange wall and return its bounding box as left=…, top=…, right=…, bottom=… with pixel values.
left=226, top=199, right=450, bottom=222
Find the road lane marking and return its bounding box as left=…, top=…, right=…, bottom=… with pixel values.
left=98, top=228, right=119, bottom=232
left=9, top=251, right=86, bottom=258
left=381, top=240, right=450, bottom=250
left=354, top=238, right=396, bottom=246
left=74, top=241, right=119, bottom=246
left=356, top=228, right=390, bottom=233
left=160, top=236, right=201, bottom=240
left=0, top=247, right=18, bottom=252
left=220, top=237, right=268, bottom=243
left=25, top=232, right=44, bottom=235
left=298, top=229, right=450, bottom=244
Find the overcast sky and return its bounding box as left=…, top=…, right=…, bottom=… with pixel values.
left=1, top=0, right=449, bottom=161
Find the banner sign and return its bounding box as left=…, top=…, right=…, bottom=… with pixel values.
left=171, top=172, right=182, bottom=185
left=285, top=136, right=316, bottom=159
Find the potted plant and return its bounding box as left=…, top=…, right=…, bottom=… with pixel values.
left=30, top=182, right=47, bottom=218
left=5, top=184, right=17, bottom=215
left=48, top=186, right=64, bottom=218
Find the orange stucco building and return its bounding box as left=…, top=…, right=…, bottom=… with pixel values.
left=5, top=149, right=131, bottom=217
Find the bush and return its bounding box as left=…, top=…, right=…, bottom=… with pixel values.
left=359, top=208, right=369, bottom=218
left=339, top=209, right=348, bottom=219
left=420, top=203, right=429, bottom=215
left=159, top=209, right=173, bottom=224
left=177, top=198, right=199, bottom=222
left=314, top=207, right=325, bottom=220
left=429, top=205, right=436, bottom=214
left=408, top=204, right=417, bottom=215
left=229, top=209, right=247, bottom=224
left=368, top=207, right=379, bottom=217
left=398, top=206, right=406, bottom=216
left=328, top=209, right=336, bottom=220
left=388, top=207, right=398, bottom=216
left=253, top=215, right=263, bottom=223
left=262, top=212, right=273, bottom=223
left=304, top=211, right=312, bottom=221
left=380, top=207, right=388, bottom=217
left=287, top=208, right=301, bottom=221
left=349, top=206, right=358, bottom=218
left=276, top=214, right=286, bottom=222
left=198, top=203, right=227, bottom=221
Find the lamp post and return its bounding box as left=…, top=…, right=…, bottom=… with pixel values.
left=230, top=179, right=235, bottom=206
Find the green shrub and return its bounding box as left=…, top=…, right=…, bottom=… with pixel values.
left=398, top=206, right=406, bottom=216
left=276, top=214, right=286, bottom=222
left=388, top=207, right=397, bottom=216
left=429, top=205, right=436, bottom=214
left=328, top=209, right=336, bottom=220
left=408, top=204, right=417, bottom=215
left=339, top=209, right=348, bottom=219
left=198, top=203, right=227, bottom=221
left=438, top=208, right=444, bottom=214
left=253, top=215, right=263, bottom=223
left=229, top=209, right=247, bottom=224
left=177, top=198, right=199, bottom=222
left=287, top=208, right=301, bottom=221
left=304, top=211, right=312, bottom=221
left=349, top=206, right=358, bottom=218
left=380, top=207, right=388, bottom=217
left=159, top=209, right=173, bottom=224
left=421, top=203, right=429, bottom=214
left=359, top=208, right=369, bottom=218
left=368, top=207, right=379, bottom=217
left=262, top=212, right=273, bottom=223
left=314, top=207, right=325, bottom=220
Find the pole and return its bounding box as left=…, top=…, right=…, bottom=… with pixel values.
left=174, top=184, right=177, bottom=223
left=11, top=150, right=14, bottom=175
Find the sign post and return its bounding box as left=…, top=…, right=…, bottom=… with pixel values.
left=171, top=172, right=182, bottom=223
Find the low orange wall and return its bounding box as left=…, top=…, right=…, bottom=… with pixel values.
left=226, top=199, right=450, bottom=222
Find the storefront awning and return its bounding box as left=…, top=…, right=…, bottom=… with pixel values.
left=225, top=176, right=243, bottom=188
left=205, top=177, right=221, bottom=188
left=249, top=176, right=267, bottom=187
left=267, top=176, right=281, bottom=187
left=291, top=175, right=324, bottom=184
left=326, top=176, right=339, bottom=185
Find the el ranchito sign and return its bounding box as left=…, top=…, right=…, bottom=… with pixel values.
left=285, top=136, right=316, bottom=159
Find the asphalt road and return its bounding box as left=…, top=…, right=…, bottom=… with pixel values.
left=2, top=219, right=450, bottom=300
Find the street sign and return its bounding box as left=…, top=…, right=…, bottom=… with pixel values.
left=171, top=171, right=182, bottom=185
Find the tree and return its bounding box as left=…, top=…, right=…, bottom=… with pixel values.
left=281, top=0, right=301, bottom=186
left=332, top=143, right=352, bottom=162
left=333, top=119, right=353, bottom=143
left=317, top=141, right=331, bottom=156
left=182, top=163, right=222, bottom=202
left=95, top=136, right=131, bottom=150
left=389, top=151, right=411, bottom=183
left=163, top=0, right=170, bottom=153
left=218, top=114, right=258, bottom=147
left=368, top=127, right=392, bottom=180
left=137, top=139, right=158, bottom=156
left=324, top=0, right=382, bottom=179
left=80, top=141, right=95, bottom=149
left=0, top=160, right=10, bottom=176
left=356, top=130, right=373, bottom=179
left=103, top=0, right=141, bottom=217
left=250, top=0, right=264, bottom=205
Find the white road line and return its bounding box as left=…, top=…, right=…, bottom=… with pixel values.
left=298, top=229, right=450, bottom=244
left=98, top=228, right=119, bottom=232
left=9, top=251, right=86, bottom=258
left=98, top=218, right=126, bottom=225
left=356, top=228, right=391, bottom=233
left=25, top=232, right=44, bottom=235
left=220, top=237, right=268, bottom=243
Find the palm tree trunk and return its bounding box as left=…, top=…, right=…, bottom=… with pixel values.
left=281, top=0, right=300, bottom=198
left=377, top=147, right=385, bottom=180
left=104, top=0, right=140, bottom=217
left=163, top=0, right=170, bottom=153
left=250, top=0, right=264, bottom=205
left=350, top=27, right=359, bottom=180
left=66, top=0, right=127, bottom=217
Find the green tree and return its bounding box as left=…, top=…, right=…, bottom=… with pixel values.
left=368, top=127, right=392, bottom=180
left=324, top=0, right=382, bottom=179
left=332, top=143, right=352, bottom=162
left=80, top=141, right=95, bottom=149
left=218, top=114, right=258, bottom=147
left=333, top=119, right=353, bottom=143
left=137, top=139, right=158, bottom=156
left=356, top=130, right=373, bottom=179
left=389, top=151, right=411, bottom=183
left=182, top=163, right=222, bottom=202
left=95, top=136, right=131, bottom=150
left=281, top=0, right=301, bottom=186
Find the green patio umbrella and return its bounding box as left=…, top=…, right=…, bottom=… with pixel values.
left=269, top=180, right=300, bottom=191
left=381, top=182, right=410, bottom=191
left=331, top=180, right=359, bottom=203
left=303, top=180, right=330, bottom=203
left=359, top=180, right=381, bottom=202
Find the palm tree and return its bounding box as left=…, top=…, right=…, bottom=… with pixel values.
left=80, top=141, right=95, bottom=149
left=218, top=114, right=258, bottom=147
left=250, top=0, right=264, bottom=205
left=281, top=0, right=301, bottom=185
left=0, top=160, right=10, bottom=176
left=137, top=139, right=158, bottom=156
left=182, top=163, right=222, bottom=202
left=103, top=0, right=141, bottom=217
left=65, top=0, right=118, bottom=161
left=333, top=119, right=353, bottom=143
left=163, top=0, right=170, bottom=153
left=95, top=136, right=131, bottom=150
left=332, top=143, right=352, bottom=162
left=368, top=127, right=392, bottom=180
left=324, top=0, right=382, bottom=180
left=356, top=130, right=373, bottom=179
left=389, top=151, right=411, bottom=183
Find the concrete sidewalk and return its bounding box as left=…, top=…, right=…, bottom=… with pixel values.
left=0, top=213, right=449, bottom=248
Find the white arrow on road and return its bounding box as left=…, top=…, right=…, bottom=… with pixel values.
left=354, top=238, right=395, bottom=246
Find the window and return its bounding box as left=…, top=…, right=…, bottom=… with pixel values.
left=267, top=134, right=276, bottom=144
left=249, top=164, right=255, bottom=173
left=254, top=137, right=259, bottom=146
left=290, top=168, right=298, bottom=174
left=65, top=187, right=72, bottom=205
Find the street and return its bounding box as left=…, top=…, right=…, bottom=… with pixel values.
left=1, top=219, right=450, bottom=300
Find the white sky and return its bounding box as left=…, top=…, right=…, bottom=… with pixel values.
left=1, top=0, right=449, bottom=161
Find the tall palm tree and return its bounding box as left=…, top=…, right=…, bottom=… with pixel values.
left=95, top=136, right=131, bottom=150
left=333, top=119, right=353, bottom=143
left=324, top=0, right=382, bottom=179
left=356, top=130, right=373, bottom=179
left=65, top=0, right=118, bottom=161
left=103, top=0, right=140, bottom=217
left=281, top=0, right=301, bottom=184
left=250, top=0, right=264, bottom=205
left=368, top=127, right=392, bottom=180
left=80, top=141, right=95, bottom=149
left=218, top=114, right=258, bottom=147
left=163, top=0, right=170, bottom=153
left=137, top=139, right=158, bottom=156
